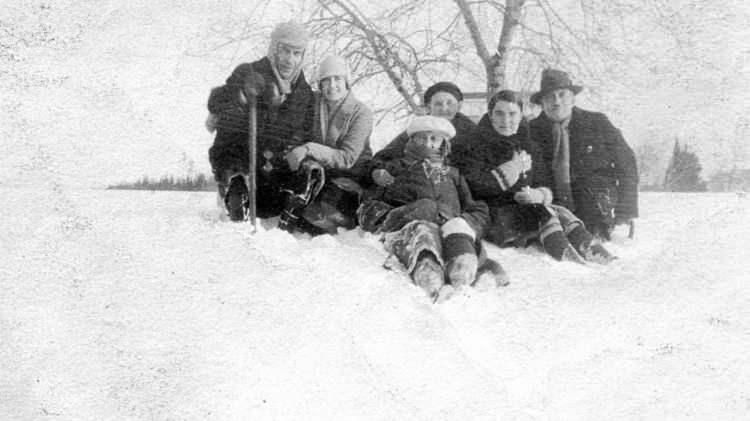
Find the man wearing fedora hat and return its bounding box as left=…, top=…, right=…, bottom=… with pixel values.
left=528, top=68, right=638, bottom=240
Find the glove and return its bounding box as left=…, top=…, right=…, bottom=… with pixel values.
left=495, top=151, right=529, bottom=188
left=238, top=71, right=266, bottom=105
left=372, top=169, right=395, bottom=187
left=514, top=187, right=548, bottom=205
left=285, top=144, right=310, bottom=172
left=205, top=113, right=219, bottom=133
left=518, top=150, right=532, bottom=173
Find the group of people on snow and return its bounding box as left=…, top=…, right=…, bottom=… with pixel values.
left=205, top=21, right=639, bottom=301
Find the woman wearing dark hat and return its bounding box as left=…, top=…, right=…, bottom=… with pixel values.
left=367, top=81, right=477, bottom=188
left=451, top=90, right=614, bottom=263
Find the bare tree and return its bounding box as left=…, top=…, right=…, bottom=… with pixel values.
left=454, top=0, right=524, bottom=96
left=727, top=116, right=750, bottom=189
left=303, top=0, right=668, bottom=113
left=634, top=142, right=664, bottom=188
left=200, top=0, right=703, bottom=119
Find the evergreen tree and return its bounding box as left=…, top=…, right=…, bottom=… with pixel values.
left=663, top=140, right=707, bottom=192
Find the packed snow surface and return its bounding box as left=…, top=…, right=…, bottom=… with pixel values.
left=1, top=187, right=749, bottom=420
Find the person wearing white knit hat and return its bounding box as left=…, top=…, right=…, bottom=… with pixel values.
left=317, top=55, right=351, bottom=96
left=358, top=114, right=509, bottom=302
left=369, top=81, right=477, bottom=188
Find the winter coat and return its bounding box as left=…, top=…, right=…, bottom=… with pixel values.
left=375, top=157, right=489, bottom=235
left=368, top=112, right=477, bottom=182
left=528, top=107, right=639, bottom=229
left=207, top=57, right=316, bottom=178
left=307, top=91, right=373, bottom=180
left=450, top=114, right=547, bottom=209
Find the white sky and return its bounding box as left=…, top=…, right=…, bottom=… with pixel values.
left=2, top=0, right=748, bottom=187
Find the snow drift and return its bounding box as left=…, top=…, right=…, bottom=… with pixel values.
left=1, top=187, right=749, bottom=420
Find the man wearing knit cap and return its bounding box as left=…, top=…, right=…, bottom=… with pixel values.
left=206, top=21, right=316, bottom=221
left=528, top=68, right=638, bottom=239
left=368, top=81, right=477, bottom=188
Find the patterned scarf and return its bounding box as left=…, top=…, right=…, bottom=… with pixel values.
left=404, top=139, right=449, bottom=184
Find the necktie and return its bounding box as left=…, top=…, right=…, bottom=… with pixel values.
left=552, top=119, right=574, bottom=210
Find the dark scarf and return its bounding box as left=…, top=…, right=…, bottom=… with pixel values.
left=551, top=117, right=574, bottom=209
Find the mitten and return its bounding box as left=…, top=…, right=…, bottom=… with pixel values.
left=205, top=113, right=218, bottom=133
left=238, top=71, right=267, bottom=105
left=285, top=145, right=310, bottom=172
left=372, top=169, right=395, bottom=187
left=494, top=151, right=524, bottom=190
left=514, top=187, right=552, bottom=205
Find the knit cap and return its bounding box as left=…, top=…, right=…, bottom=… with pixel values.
left=318, top=55, right=350, bottom=83
left=406, top=115, right=456, bottom=139
left=423, top=82, right=463, bottom=105
left=270, top=21, right=309, bottom=49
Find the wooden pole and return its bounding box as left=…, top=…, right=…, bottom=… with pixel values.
left=247, top=94, right=257, bottom=229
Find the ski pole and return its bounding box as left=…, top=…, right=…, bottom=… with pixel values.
left=247, top=93, right=257, bottom=229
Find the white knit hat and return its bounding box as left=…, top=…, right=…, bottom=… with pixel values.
left=317, top=55, right=350, bottom=83
left=406, top=115, right=456, bottom=138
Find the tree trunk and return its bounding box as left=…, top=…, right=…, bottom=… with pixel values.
left=455, top=0, right=524, bottom=100
left=489, top=0, right=524, bottom=96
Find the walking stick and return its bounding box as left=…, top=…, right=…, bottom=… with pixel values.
left=246, top=93, right=257, bottom=229
left=628, top=219, right=635, bottom=239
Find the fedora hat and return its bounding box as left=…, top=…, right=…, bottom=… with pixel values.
left=530, top=68, right=583, bottom=105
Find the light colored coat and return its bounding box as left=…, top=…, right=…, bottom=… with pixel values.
left=305, top=91, right=373, bottom=179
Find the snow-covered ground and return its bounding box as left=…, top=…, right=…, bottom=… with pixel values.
left=1, top=187, right=749, bottom=420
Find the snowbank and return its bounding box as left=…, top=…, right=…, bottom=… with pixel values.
left=1, top=188, right=749, bottom=420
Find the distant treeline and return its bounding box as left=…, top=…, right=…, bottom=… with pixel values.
left=108, top=174, right=216, bottom=191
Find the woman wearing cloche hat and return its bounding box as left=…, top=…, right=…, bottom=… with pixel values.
left=277, top=54, right=374, bottom=235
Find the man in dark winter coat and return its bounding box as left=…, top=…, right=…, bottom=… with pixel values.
left=528, top=69, right=638, bottom=239
left=368, top=81, right=477, bottom=188
left=206, top=21, right=316, bottom=221
left=451, top=90, right=614, bottom=263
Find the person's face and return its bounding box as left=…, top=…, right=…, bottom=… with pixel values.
left=275, top=43, right=305, bottom=79
left=429, top=92, right=460, bottom=120
left=412, top=131, right=449, bottom=152
left=541, top=88, right=575, bottom=122
left=320, top=75, right=348, bottom=102
left=490, top=100, right=522, bottom=136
